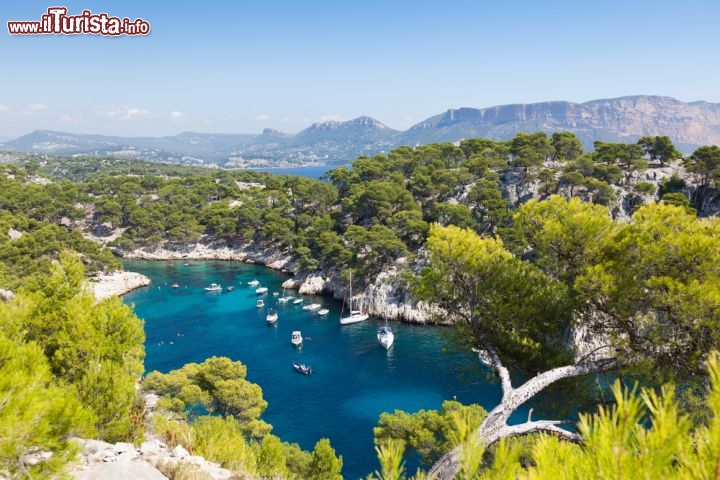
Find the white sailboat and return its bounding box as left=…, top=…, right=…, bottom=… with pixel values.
left=277, top=287, right=293, bottom=303
left=340, top=273, right=369, bottom=325
left=377, top=323, right=394, bottom=350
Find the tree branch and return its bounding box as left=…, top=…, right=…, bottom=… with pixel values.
left=508, top=357, right=619, bottom=411
left=491, top=420, right=580, bottom=445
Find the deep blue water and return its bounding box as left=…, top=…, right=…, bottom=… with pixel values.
left=123, top=260, right=519, bottom=479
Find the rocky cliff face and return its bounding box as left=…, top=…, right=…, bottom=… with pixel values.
left=398, top=96, right=720, bottom=152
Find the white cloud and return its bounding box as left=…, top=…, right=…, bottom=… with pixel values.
left=60, top=114, right=80, bottom=123
left=256, top=114, right=271, bottom=122
left=0, top=105, right=11, bottom=113
left=169, top=111, right=186, bottom=120
left=95, top=105, right=154, bottom=121
left=29, top=103, right=48, bottom=111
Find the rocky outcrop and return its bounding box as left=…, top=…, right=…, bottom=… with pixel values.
left=287, top=259, right=438, bottom=325
left=497, top=160, right=711, bottom=220
left=70, top=436, right=235, bottom=480
left=90, top=271, right=152, bottom=300
left=363, top=269, right=441, bottom=324
left=122, top=240, right=296, bottom=272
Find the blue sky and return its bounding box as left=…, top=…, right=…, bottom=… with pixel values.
left=1, top=0, right=719, bottom=138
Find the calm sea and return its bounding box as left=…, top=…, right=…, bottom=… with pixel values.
left=123, top=260, right=530, bottom=479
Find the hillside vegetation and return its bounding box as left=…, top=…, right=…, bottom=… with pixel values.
left=2, top=131, right=720, bottom=478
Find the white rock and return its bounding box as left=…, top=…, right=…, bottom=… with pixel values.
left=8, top=228, right=22, bottom=240
left=74, top=460, right=168, bottom=480
left=139, top=439, right=166, bottom=457
left=112, top=442, right=135, bottom=454
left=298, top=274, right=328, bottom=294
left=171, top=444, right=189, bottom=459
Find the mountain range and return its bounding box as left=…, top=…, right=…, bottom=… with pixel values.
left=2, top=95, right=719, bottom=167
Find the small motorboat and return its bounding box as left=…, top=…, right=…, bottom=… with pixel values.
left=248, top=279, right=260, bottom=287
left=293, top=363, right=312, bottom=375
left=256, top=299, right=264, bottom=308
left=226, top=285, right=235, bottom=292
left=273, top=291, right=280, bottom=297
left=204, top=283, right=222, bottom=292
left=291, top=330, right=303, bottom=347
left=317, top=308, right=330, bottom=316
left=377, top=324, right=395, bottom=350
left=278, top=295, right=293, bottom=304
left=302, top=303, right=322, bottom=311
left=266, top=309, right=278, bottom=324
left=171, top=282, right=180, bottom=288
left=256, top=286, right=269, bottom=295
left=472, top=348, right=492, bottom=367
left=292, top=298, right=304, bottom=305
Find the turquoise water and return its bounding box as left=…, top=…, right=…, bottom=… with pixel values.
left=123, top=260, right=514, bottom=479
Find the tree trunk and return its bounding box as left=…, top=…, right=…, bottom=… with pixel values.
left=427, top=353, right=618, bottom=480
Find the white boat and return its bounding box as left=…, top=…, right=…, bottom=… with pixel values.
left=248, top=279, right=260, bottom=287
left=340, top=274, right=369, bottom=325
left=302, top=303, right=322, bottom=311
left=377, top=324, right=394, bottom=350
left=256, top=299, right=264, bottom=308
left=277, top=296, right=293, bottom=304
left=292, top=298, right=304, bottom=305
left=266, top=309, right=278, bottom=324
left=204, top=283, right=222, bottom=292
left=273, top=291, right=280, bottom=297
left=317, top=308, right=330, bottom=316
left=291, top=330, right=303, bottom=347
left=472, top=348, right=492, bottom=367
left=292, top=363, right=312, bottom=375
left=256, top=286, right=269, bottom=295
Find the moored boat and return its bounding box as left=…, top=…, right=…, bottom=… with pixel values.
left=340, top=273, right=368, bottom=325
left=266, top=309, right=278, bottom=324
left=248, top=279, right=260, bottom=287
left=171, top=282, right=180, bottom=288
left=256, top=299, right=264, bottom=308
left=256, top=286, right=269, bottom=295
left=292, top=298, right=304, bottom=305
left=317, top=308, right=330, bottom=316
left=204, top=283, right=222, bottom=292
left=377, top=324, right=394, bottom=350
left=302, top=303, right=322, bottom=311
left=291, top=330, right=303, bottom=347
left=292, top=363, right=312, bottom=375
left=227, top=285, right=235, bottom=291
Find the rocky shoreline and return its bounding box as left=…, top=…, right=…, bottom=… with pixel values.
left=116, top=241, right=439, bottom=324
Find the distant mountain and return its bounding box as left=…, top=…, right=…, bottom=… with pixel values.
left=4, top=97, right=720, bottom=166
left=292, top=116, right=398, bottom=144
left=398, top=96, right=720, bottom=152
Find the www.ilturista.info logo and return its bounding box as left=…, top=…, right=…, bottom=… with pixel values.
left=8, top=7, right=150, bottom=36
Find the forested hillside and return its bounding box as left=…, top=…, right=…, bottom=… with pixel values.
left=2, top=131, right=720, bottom=478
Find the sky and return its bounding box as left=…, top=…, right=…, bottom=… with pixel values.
left=1, top=0, right=719, bottom=139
